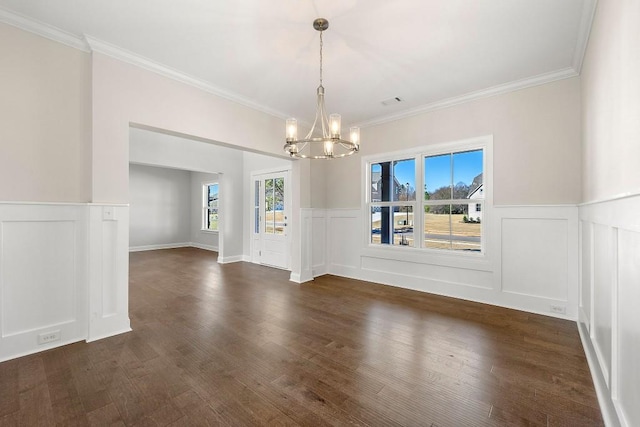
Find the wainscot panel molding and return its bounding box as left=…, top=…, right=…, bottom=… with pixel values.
left=579, top=193, right=640, bottom=427
left=291, top=208, right=313, bottom=284
left=312, top=205, right=579, bottom=321
left=311, top=209, right=327, bottom=278
left=0, top=202, right=131, bottom=362
left=87, top=205, right=131, bottom=342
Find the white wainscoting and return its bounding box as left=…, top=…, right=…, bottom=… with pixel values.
left=579, top=194, right=640, bottom=427
left=87, top=205, right=131, bottom=342
left=310, top=205, right=579, bottom=319
left=0, top=202, right=131, bottom=362
left=295, top=208, right=314, bottom=283
left=311, top=209, right=327, bottom=278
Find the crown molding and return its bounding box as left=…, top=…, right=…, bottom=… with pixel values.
left=572, top=0, right=598, bottom=73
left=354, top=67, right=579, bottom=128
left=0, top=6, right=89, bottom=52
left=84, top=35, right=289, bottom=120
left=1, top=4, right=593, bottom=128
left=0, top=6, right=288, bottom=120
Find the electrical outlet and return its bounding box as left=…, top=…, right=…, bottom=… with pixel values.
left=38, top=330, right=61, bottom=345
left=550, top=305, right=566, bottom=315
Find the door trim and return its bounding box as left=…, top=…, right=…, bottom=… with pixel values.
left=250, top=168, right=292, bottom=269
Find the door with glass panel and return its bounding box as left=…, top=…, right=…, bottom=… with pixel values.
left=252, top=171, right=290, bottom=269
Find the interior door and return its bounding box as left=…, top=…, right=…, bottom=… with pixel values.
left=253, top=171, right=290, bottom=269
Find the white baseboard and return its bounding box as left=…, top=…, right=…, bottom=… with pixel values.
left=129, top=242, right=190, bottom=252
left=290, top=272, right=313, bottom=284
left=0, top=337, right=85, bottom=363
left=190, top=242, right=219, bottom=252
left=129, top=242, right=220, bottom=253
left=217, top=255, right=244, bottom=264
left=577, top=321, right=621, bottom=427
left=85, top=326, right=132, bottom=344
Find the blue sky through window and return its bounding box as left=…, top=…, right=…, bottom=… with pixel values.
left=208, top=183, right=218, bottom=202
left=371, top=149, right=482, bottom=197
left=393, top=160, right=414, bottom=191
left=425, top=150, right=483, bottom=193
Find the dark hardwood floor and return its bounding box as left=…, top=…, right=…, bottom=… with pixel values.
left=0, top=247, right=603, bottom=426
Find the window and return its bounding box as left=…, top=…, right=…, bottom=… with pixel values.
left=424, top=149, right=483, bottom=251
left=264, top=177, right=285, bottom=235
left=203, top=183, right=219, bottom=231
left=366, top=137, right=488, bottom=254
left=370, top=159, right=416, bottom=246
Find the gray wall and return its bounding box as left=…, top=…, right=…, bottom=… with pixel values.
left=129, top=164, right=191, bottom=248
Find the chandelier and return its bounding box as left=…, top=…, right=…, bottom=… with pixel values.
left=284, top=18, right=360, bottom=159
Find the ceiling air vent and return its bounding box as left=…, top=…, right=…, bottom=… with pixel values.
left=381, top=97, right=403, bottom=106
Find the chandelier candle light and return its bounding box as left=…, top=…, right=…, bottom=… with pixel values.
left=284, top=18, right=360, bottom=159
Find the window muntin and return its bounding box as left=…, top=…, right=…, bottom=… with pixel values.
left=370, top=159, right=415, bottom=203
left=203, top=183, right=219, bottom=231
left=367, top=143, right=485, bottom=254
left=254, top=180, right=260, bottom=233
left=264, top=177, right=285, bottom=235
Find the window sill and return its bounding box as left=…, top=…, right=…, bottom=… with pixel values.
left=200, top=229, right=219, bottom=234
left=361, top=244, right=493, bottom=272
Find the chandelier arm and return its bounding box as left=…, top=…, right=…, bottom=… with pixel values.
left=337, top=141, right=358, bottom=149
left=304, top=89, right=322, bottom=140
left=319, top=92, right=329, bottom=138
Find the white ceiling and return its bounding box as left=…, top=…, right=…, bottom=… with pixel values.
left=0, top=0, right=595, bottom=127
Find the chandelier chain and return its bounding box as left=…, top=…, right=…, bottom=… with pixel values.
left=319, top=30, right=323, bottom=86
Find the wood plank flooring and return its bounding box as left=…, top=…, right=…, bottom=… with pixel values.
left=0, top=247, right=603, bottom=426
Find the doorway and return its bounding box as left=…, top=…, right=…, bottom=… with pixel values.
left=251, top=170, right=291, bottom=269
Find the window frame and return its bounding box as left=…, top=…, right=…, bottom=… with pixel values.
left=202, top=182, right=219, bottom=232
left=362, top=135, right=492, bottom=261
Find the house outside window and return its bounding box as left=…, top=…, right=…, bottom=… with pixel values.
left=365, top=136, right=490, bottom=254
left=203, top=183, right=219, bottom=231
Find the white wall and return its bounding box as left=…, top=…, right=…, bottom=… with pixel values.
left=579, top=1, right=640, bottom=426
left=191, top=171, right=220, bottom=251
left=581, top=1, right=640, bottom=203
left=0, top=23, right=91, bottom=203
left=129, top=164, right=191, bottom=249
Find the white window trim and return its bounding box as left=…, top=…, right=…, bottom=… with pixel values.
left=202, top=181, right=219, bottom=233
left=361, top=135, right=493, bottom=266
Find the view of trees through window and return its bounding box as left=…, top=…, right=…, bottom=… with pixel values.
left=424, top=149, right=483, bottom=251
left=265, top=177, right=285, bottom=235
left=370, top=159, right=416, bottom=247
left=369, top=146, right=484, bottom=252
